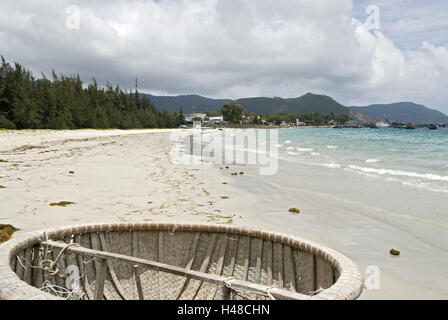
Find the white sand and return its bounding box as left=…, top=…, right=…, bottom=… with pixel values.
left=0, top=129, right=257, bottom=232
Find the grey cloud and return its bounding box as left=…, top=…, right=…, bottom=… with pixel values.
left=0, top=0, right=447, bottom=113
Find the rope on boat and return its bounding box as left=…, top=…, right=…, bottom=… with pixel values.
left=39, top=280, right=85, bottom=300
left=39, top=242, right=80, bottom=277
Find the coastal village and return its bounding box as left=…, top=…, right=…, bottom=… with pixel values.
left=183, top=112, right=447, bottom=129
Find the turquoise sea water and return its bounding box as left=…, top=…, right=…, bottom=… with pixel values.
left=277, top=127, right=448, bottom=194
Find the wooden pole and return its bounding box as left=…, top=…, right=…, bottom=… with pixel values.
left=133, top=265, right=144, bottom=300
left=94, top=258, right=107, bottom=300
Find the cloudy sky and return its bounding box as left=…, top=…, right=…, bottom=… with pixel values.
left=1, top=0, right=448, bottom=113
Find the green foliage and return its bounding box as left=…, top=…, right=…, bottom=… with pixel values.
left=221, top=101, right=244, bottom=123
left=264, top=112, right=350, bottom=125
left=0, top=56, right=179, bottom=129
left=175, top=107, right=186, bottom=126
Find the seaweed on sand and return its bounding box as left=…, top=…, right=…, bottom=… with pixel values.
left=0, top=224, right=20, bottom=244
left=389, top=249, right=400, bottom=256
left=289, top=208, right=300, bottom=214
left=49, top=201, right=77, bottom=207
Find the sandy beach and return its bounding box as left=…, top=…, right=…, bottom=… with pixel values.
left=0, top=129, right=259, bottom=230
left=1, top=129, right=447, bottom=300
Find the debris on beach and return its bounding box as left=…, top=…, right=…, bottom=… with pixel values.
left=68, top=171, right=75, bottom=174
left=225, top=166, right=229, bottom=169
left=220, top=196, right=229, bottom=199
left=389, top=249, right=400, bottom=256
left=0, top=185, right=6, bottom=189
left=49, top=201, right=77, bottom=207
left=239, top=172, right=244, bottom=175
left=289, top=208, right=301, bottom=214
left=0, top=224, right=20, bottom=244
left=0, top=159, right=8, bottom=163
left=231, top=173, right=238, bottom=176
left=222, top=182, right=228, bottom=185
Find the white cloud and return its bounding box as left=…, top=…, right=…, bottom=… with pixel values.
left=0, top=0, right=447, bottom=113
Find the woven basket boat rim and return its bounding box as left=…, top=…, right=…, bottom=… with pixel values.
left=0, top=222, right=363, bottom=300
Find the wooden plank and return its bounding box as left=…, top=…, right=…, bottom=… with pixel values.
left=315, top=257, right=334, bottom=290
left=215, top=235, right=228, bottom=275
left=99, top=232, right=128, bottom=300
left=254, top=239, right=263, bottom=283
left=176, top=233, right=201, bottom=299
left=212, top=235, right=229, bottom=300
left=23, top=248, right=33, bottom=285
left=242, top=237, right=251, bottom=282
left=158, top=231, right=164, bottom=263
left=192, top=233, right=218, bottom=299
left=32, top=245, right=44, bottom=288
left=273, top=242, right=283, bottom=288
left=74, top=234, right=89, bottom=300
left=94, top=258, right=107, bottom=300
left=133, top=265, right=144, bottom=300
left=283, top=246, right=296, bottom=292
left=132, top=231, right=138, bottom=257
left=41, top=240, right=308, bottom=300
left=265, top=241, right=273, bottom=286
left=293, top=249, right=315, bottom=295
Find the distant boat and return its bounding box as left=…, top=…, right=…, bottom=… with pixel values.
left=375, top=121, right=390, bottom=128
left=405, top=124, right=416, bottom=129
left=428, top=124, right=438, bottom=130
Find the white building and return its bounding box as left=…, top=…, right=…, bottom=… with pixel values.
left=205, top=116, right=224, bottom=124
left=185, top=113, right=207, bottom=123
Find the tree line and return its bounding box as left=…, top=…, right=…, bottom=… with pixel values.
left=220, top=101, right=350, bottom=125
left=0, top=57, right=186, bottom=130
left=264, top=112, right=350, bottom=125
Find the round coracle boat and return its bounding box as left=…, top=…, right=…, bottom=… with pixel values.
left=0, top=222, right=363, bottom=300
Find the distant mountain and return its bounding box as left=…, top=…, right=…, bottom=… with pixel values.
left=236, top=93, right=349, bottom=115
left=143, top=94, right=230, bottom=114
left=349, top=102, right=448, bottom=124
left=144, top=92, right=351, bottom=115
left=143, top=93, right=447, bottom=124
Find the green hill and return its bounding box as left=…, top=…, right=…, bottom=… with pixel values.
left=143, top=92, right=350, bottom=115
left=349, top=103, right=448, bottom=124
left=236, top=93, right=349, bottom=115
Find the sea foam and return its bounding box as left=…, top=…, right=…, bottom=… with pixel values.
left=348, top=165, right=448, bottom=182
